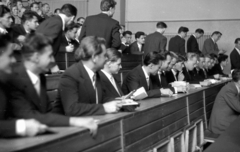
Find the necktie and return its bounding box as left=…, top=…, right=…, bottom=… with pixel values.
left=110, top=76, right=121, bottom=96
left=203, top=69, right=207, bottom=78
left=92, top=74, right=98, bottom=104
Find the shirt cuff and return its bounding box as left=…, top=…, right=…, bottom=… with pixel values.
left=174, top=87, right=178, bottom=93
left=16, top=119, right=26, bottom=136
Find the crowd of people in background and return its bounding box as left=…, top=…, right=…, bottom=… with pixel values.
left=0, top=0, right=240, bottom=140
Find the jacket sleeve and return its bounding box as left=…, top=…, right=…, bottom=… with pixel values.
left=159, top=37, right=167, bottom=53
left=111, top=21, right=121, bottom=49
left=0, top=120, right=17, bottom=137
left=58, top=75, right=106, bottom=116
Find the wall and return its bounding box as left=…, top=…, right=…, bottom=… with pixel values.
left=125, top=0, right=240, bottom=73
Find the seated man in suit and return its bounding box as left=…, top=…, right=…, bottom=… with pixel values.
left=99, top=48, right=123, bottom=101
left=11, top=11, right=39, bottom=44
left=119, top=30, right=132, bottom=54
left=58, top=22, right=79, bottom=53
left=152, top=51, right=186, bottom=93
left=202, top=31, right=222, bottom=55
left=187, top=28, right=204, bottom=53
left=213, top=54, right=229, bottom=77
left=182, top=52, right=199, bottom=83
left=37, top=4, right=77, bottom=56
left=209, top=69, right=240, bottom=134
left=122, top=51, right=173, bottom=98
left=195, top=53, right=207, bottom=80
left=143, top=21, right=167, bottom=56
left=58, top=36, right=122, bottom=116
left=129, top=31, right=145, bottom=55
left=168, top=26, right=189, bottom=55
left=166, top=54, right=186, bottom=83
left=230, top=38, right=240, bottom=70
left=7, top=33, right=98, bottom=135
left=0, top=34, right=47, bottom=138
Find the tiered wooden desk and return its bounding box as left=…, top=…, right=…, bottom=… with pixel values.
left=0, top=81, right=229, bottom=152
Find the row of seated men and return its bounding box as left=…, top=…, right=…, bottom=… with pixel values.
left=0, top=31, right=231, bottom=138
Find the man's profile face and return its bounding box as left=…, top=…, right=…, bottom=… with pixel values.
left=0, top=43, right=16, bottom=74
left=188, top=57, right=197, bottom=71
left=137, top=35, right=145, bottom=44
left=37, top=45, right=55, bottom=73
left=150, top=61, right=162, bottom=75
left=161, top=55, right=172, bottom=71
left=124, top=34, right=132, bottom=44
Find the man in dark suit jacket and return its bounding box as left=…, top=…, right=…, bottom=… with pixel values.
left=119, top=30, right=132, bottom=54
left=36, top=4, right=77, bottom=56
left=129, top=31, right=145, bottom=55
left=182, top=53, right=200, bottom=83
left=230, top=38, right=240, bottom=70
left=58, top=36, right=122, bottom=116
left=209, top=69, right=240, bottom=134
left=187, top=28, right=204, bottom=53
left=168, top=26, right=189, bottom=55
left=122, top=52, right=173, bottom=98
left=0, top=34, right=48, bottom=137
left=211, top=54, right=229, bottom=77
left=202, top=31, right=222, bottom=55
left=11, top=11, right=39, bottom=44
left=79, top=0, right=121, bottom=49
left=143, top=22, right=167, bottom=56
left=7, top=34, right=98, bottom=135
left=58, top=22, right=79, bottom=53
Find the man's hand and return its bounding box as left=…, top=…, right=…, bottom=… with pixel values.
left=66, top=44, right=74, bottom=52
left=70, top=117, right=98, bottom=136
left=160, top=88, right=173, bottom=96
left=17, top=35, right=26, bottom=43
left=25, top=119, right=48, bottom=137
left=213, top=74, right=220, bottom=79
left=103, top=100, right=122, bottom=113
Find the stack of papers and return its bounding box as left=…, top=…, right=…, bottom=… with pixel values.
left=171, top=81, right=188, bottom=87
left=121, top=99, right=140, bottom=106
left=132, top=87, right=148, bottom=100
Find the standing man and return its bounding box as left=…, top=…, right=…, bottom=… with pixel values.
left=169, top=26, right=189, bottom=55
left=202, top=31, right=222, bottom=55
left=143, top=21, right=167, bottom=56
left=41, top=3, right=50, bottom=19
left=230, top=38, right=240, bottom=70
left=36, top=4, right=77, bottom=56
left=79, top=0, right=121, bottom=49
left=187, top=28, right=204, bottom=53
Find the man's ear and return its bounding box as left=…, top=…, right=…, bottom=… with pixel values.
left=30, top=52, right=39, bottom=63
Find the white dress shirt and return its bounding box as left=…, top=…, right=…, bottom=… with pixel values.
left=58, top=13, right=66, bottom=31
left=142, top=66, right=150, bottom=88
left=26, top=69, right=40, bottom=96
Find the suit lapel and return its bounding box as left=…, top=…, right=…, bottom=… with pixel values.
left=15, top=64, right=42, bottom=110
left=78, top=62, right=97, bottom=104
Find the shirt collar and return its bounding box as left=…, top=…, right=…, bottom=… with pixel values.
left=192, top=34, right=196, bottom=38
left=172, top=69, right=177, bottom=75
left=211, top=37, right=215, bottom=43
left=26, top=69, right=39, bottom=85
left=83, top=63, right=95, bottom=83
left=142, top=66, right=149, bottom=79
left=101, top=69, right=113, bottom=80
left=235, top=47, right=240, bottom=54
left=0, top=27, right=7, bottom=34
left=58, top=14, right=66, bottom=31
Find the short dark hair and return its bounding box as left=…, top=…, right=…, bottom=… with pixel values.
left=105, top=48, right=122, bottom=62
left=210, top=53, right=218, bottom=60
left=21, top=11, right=38, bottom=24
left=54, top=8, right=60, bottom=13
left=42, top=3, right=49, bottom=7
left=22, top=33, right=52, bottom=59
left=235, top=38, right=240, bottom=44
left=60, top=4, right=77, bottom=17
left=198, top=53, right=205, bottom=58
left=211, top=31, right=222, bottom=37
left=161, top=51, right=172, bottom=61
left=177, top=54, right=186, bottom=62
left=100, top=0, right=117, bottom=11
left=232, top=69, right=240, bottom=82
left=64, top=22, right=80, bottom=32
left=178, top=26, right=189, bottom=33
left=30, top=2, right=38, bottom=8
left=77, top=17, right=85, bottom=21
left=218, top=53, right=228, bottom=63
left=156, top=22, right=167, bottom=28
left=135, top=31, right=145, bottom=39
left=186, top=52, right=198, bottom=61
left=0, top=5, right=11, bottom=17
left=75, top=36, right=106, bottom=62
left=123, top=31, right=132, bottom=37
left=195, top=28, right=204, bottom=34
left=143, top=51, right=165, bottom=66
left=16, top=0, right=22, bottom=3
left=0, top=34, right=11, bottom=54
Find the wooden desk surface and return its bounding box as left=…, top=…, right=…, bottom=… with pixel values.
left=0, top=81, right=229, bottom=152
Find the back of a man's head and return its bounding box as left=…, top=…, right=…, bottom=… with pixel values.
left=232, top=69, right=240, bottom=82
left=178, top=26, right=189, bottom=34
left=22, top=33, right=52, bottom=60
left=21, top=11, right=38, bottom=24
left=143, top=51, right=164, bottom=66
left=60, top=4, right=77, bottom=17
left=156, top=22, right=167, bottom=29
left=100, top=0, right=117, bottom=11
left=75, top=36, right=106, bottom=62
